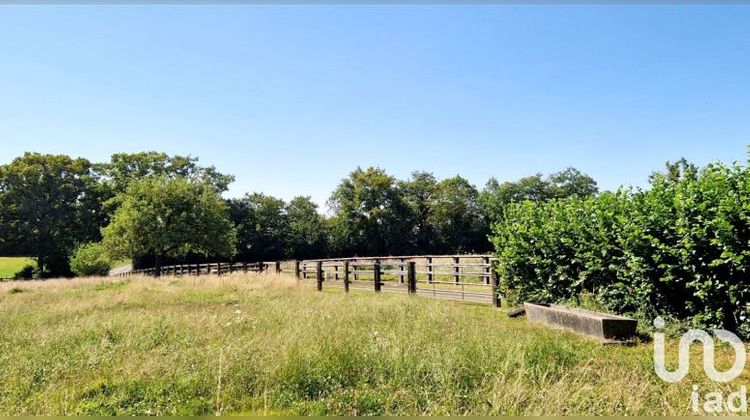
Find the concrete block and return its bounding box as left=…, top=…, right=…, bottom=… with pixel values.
left=524, top=302, right=637, bottom=343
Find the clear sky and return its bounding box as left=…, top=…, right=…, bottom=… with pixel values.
left=1, top=5, right=749, bottom=208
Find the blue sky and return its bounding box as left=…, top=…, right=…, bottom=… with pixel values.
left=1, top=6, right=749, bottom=208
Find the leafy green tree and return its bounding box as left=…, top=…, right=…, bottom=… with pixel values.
left=102, top=151, right=234, bottom=195
left=547, top=167, right=599, bottom=199
left=94, top=152, right=236, bottom=254
left=0, top=199, right=8, bottom=256
left=286, top=196, right=327, bottom=259
left=70, top=242, right=112, bottom=277
left=479, top=174, right=549, bottom=225
left=229, top=193, right=289, bottom=261
left=328, top=167, right=410, bottom=256
left=400, top=171, right=438, bottom=253
left=429, top=176, right=488, bottom=253
left=480, top=168, right=598, bottom=225
left=0, top=153, right=99, bottom=276
left=102, top=176, right=235, bottom=276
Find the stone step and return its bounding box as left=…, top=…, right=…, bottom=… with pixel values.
left=524, top=302, right=637, bottom=343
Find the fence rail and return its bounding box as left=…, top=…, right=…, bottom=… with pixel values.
left=113, top=254, right=501, bottom=308
left=117, top=261, right=281, bottom=277
left=296, top=255, right=499, bottom=307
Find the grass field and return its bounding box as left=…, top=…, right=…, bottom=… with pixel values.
left=0, top=273, right=744, bottom=415
left=0, top=257, right=35, bottom=278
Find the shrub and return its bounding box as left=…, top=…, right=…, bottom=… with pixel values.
left=13, top=264, right=35, bottom=280
left=70, top=242, right=112, bottom=277
left=491, top=159, right=750, bottom=337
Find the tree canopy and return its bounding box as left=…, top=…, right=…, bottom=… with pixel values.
left=327, top=167, right=411, bottom=256
left=480, top=167, right=599, bottom=224
left=0, top=153, right=99, bottom=276
left=102, top=176, right=236, bottom=275
left=102, top=151, right=235, bottom=195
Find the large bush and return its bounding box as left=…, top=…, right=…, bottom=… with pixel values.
left=491, top=160, right=750, bottom=336
left=70, top=242, right=112, bottom=277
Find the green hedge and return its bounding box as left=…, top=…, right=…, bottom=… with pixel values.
left=491, top=160, right=750, bottom=336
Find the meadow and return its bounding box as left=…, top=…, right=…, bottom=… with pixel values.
left=0, top=272, right=743, bottom=415
left=0, top=257, right=35, bottom=279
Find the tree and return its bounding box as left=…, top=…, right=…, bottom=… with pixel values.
left=98, top=152, right=235, bottom=227
left=429, top=176, right=488, bottom=253
left=649, top=158, right=698, bottom=184
left=286, top=196, right=327, bottom=259
left=102, top=176, right=235, bottom=276
left=102, top=151, right=234, bottom=195
left=0, top=199, right=9, bottom=256
left=547, top=167, right=599, bottom=199
left=480, top=168, right=598, bottom=225
left=229, top=193, right=288, bottom=262
left=400, top=171, right=438, bottom=253
left=0, top=153, right=99, bottom=276
left=327, top=167, right=410, bottom=256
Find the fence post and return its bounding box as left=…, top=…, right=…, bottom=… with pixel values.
left=294, top=261, right=300, bottom=278
left=399, top=258, right=405, bottom=283
left=316, top=261, right=323, bottom=291
left=427, top=256, right=433, bottom=283
left=275, top=261, right=281, bottom=274
left=344, top=261, right=350, bottom=293
left=407, top=261, right=416, bottom=294
left=373, top=260, right=381, bottom=292
left=491, top=268, right=501, bottom=308
left=453, top=256, right=460, bottom=284
left=483, top=256, right=490, bottom=285
left=259, top=262, right=264, bottom=273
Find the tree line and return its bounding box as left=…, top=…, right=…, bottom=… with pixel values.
left=0, top=151, right=597, bottom=277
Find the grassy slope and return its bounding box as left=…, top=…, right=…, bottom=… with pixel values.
left=0, top=273, right=742, bottom=415
left=0, top=257, right=35, bottom=278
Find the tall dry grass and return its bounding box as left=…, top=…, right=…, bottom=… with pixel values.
left=0, top=273, right=743, bottom=415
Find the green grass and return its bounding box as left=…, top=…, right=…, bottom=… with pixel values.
left=0, top=257, right=35, bottom=278
left=110, top=259, right=131, bottom=268
left=0, top=273, right=744, bottom=415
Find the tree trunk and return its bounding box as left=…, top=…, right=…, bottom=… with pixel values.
left=154, top=253, right=161, bottom=278
left=36, top=253, right=44, bottom=276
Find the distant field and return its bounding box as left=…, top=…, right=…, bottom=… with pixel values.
left=0, top=273, right=744, bottom=415
left=0, top=257, right=35, bottom=278
left=111, top=259, right=131, bottom=268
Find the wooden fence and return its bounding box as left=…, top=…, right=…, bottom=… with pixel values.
left=118, top=261, right=277, bottom=277
left=115, top=254, right=501, bottom=308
